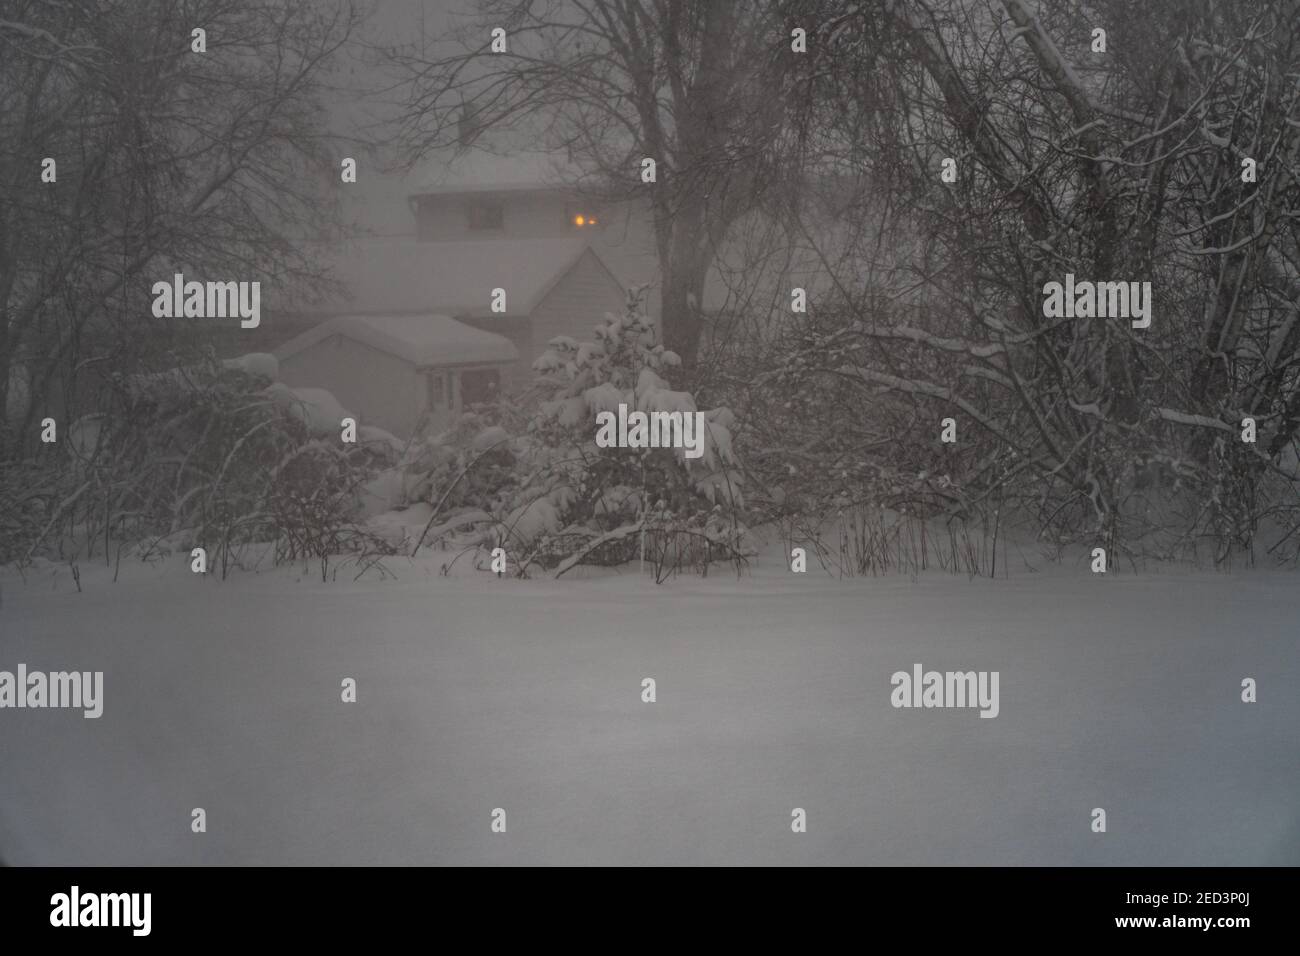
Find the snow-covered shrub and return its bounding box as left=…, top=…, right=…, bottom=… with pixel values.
left=0, top=455, right=60, bottom=566
left=370, top=407, right=527, bottom=556
left=0, top=356, right=397, bottom=578
left=502, top=289, right=748, bottom=575
left=390, top=290, right=749, bottom=576
left=717, top=302, right=1019, bottom=577
left=734, top=308, right=965, bottom=510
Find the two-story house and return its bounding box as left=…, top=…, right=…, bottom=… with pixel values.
left=263, top=144, right=844, bottom=439
left=265, top=150, right=662, bottom=437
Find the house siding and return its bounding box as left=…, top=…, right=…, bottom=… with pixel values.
left=417, top=192, right=572, bottom=241
left=278, top=334, right=423, bottom=437
left=530, top=249, right=627, bottom=364
left=456, top=251, right=624, bottom=397
left=416, top=191, right=659, bottom=305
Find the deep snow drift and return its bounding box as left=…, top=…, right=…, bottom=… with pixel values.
left=0, top=550, right=1297, bottom=866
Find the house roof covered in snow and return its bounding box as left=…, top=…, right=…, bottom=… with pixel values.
left=412, top=148, right=584, bottom=196
left=274, top=314, right=519, bottom=368
left=312, top=236, right=619, bottom=317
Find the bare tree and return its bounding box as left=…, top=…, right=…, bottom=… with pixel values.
left=386, top=0, right=804, bottom=369
left=0, top=0, right=363, bottom=454
left=754, top=0, right=1300, bottom=560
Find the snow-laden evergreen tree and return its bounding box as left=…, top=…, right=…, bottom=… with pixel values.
left=506, top=288, right=747, bottom=577
left=400, top=290, right=747, bottom=578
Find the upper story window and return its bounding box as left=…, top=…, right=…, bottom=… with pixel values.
left=565, top=204, right=602, bottom=230
left=467, top=200, right=504, bottom=231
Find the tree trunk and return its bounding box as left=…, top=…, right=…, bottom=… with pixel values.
left=659, top=258, right=707, bottom=368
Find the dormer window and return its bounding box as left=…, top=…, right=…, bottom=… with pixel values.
left=467, top=200, right=504, bottom=231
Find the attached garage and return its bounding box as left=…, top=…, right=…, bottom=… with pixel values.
left=296, top=236, right=627, bottom=392
left=274, top=314, right=517, bottom=438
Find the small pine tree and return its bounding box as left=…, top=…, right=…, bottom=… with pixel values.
left=505, top=289, right=747, bottom=573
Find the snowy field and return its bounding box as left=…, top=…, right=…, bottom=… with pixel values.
left=1, top=550, right=1298, bottom=866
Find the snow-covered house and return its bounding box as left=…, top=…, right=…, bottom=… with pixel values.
left=309, top=234, right=627, bottom=394
left=273, top=314, right=518, bottom=438
left=408, top=150, right=660, bottom=304
left=246, top=150, right=640, bottom=408
left=405, top=148, right=869, bottom=349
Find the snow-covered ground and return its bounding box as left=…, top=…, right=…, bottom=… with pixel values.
left=1, top=549, right=1297, bottom=866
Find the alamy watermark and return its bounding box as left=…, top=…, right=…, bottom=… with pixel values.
left=1042, top=273, right=1151, bottom=329
left=50, top=886, right=150, bottom=936
left=891, top=664, right=999, bottom=718
left=0, top=664, right=102, bottom=718
left=594, top=403, right=705, bottom=459
left=151, top=273, right=260, bottom=328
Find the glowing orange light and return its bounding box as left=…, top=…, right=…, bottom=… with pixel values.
left=574, top=214, right=586, bottom=226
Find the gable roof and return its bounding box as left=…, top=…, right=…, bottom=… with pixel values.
left=310, top=236, right=619, bottom=317
left=274, top=314, right=518, bottom=368
left=412, top=148, right=584, bottom=197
